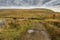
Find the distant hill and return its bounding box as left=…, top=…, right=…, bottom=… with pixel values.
left=0, top=8, right=59, bottom=19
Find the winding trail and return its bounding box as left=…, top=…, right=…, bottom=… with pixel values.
left=20, top=22, right=51, bottom=40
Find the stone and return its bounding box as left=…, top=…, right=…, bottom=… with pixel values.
left=27, top=29, right=35, bottom=34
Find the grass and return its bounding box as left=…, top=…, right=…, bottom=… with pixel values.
left=0, top=9, right=60, bottom=40
left=0, top=19, right=34, bottom=40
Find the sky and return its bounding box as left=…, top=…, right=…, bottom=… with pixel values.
left=0, top=0, right=60, bottom=12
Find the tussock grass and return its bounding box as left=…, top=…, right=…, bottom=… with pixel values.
left=0, top=9, right=60, bottom=40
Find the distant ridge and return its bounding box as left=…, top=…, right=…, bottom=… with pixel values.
left=0, top=8, right=59, bottom=18
left=0, top=8, right=54, bottom=12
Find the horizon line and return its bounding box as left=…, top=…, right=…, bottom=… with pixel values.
left=0, top=7, right=60, bottom=12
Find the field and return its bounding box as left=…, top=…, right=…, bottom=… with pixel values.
left=0, top=9, right=60, bottom=40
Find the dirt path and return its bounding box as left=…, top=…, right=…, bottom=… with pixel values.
left=20, top=22, right=51, bottom=40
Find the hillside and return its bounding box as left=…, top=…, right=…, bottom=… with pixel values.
left=0, top=9, right=60, bottom=40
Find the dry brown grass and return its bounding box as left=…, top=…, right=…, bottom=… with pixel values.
left=0, top=9, right=60, bottom=40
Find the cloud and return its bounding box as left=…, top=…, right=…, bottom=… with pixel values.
left=0, top=0, right=60, bottom=12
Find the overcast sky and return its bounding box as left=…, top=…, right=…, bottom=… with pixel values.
left=0, top=0, right=60, bottom=12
